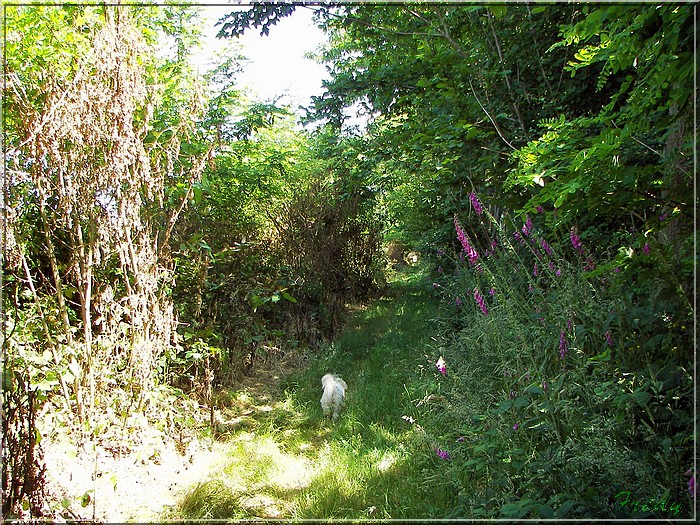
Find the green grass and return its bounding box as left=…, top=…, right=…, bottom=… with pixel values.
left=165, top=254, right=695, bottom=520
left=166, top=265, right=461, bottom=520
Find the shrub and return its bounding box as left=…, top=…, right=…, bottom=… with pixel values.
left=422, top=193, right=693, bottom=518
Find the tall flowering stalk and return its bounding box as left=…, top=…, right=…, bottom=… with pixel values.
left=473, top=288, right=489, bottom=316
left=454, top=216, right=479, bottom=264
left=559, top=331, right=569, bottom=359
left=570, top=227, right=584, bottom=254
left=469, top=191, right=483, bottom=216
left=541, top=238, right=552, bottom=256
left=605, top=331, right=613, bottom=347
left=435, top=447, right=451, bottom=460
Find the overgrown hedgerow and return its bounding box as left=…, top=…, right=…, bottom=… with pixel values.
left=420, top=195, right=694, bottom=519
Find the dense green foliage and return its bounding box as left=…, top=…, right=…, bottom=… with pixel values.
left=2, top=2, right=695, bottom=520
left=300, top=3, right=694, bottom=518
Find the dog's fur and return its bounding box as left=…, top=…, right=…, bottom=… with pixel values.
left=320, top=373, right=347, bottom=422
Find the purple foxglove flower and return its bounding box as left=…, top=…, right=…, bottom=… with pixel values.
left=513, top=422, right=520, bottom=431
left=455, top=297, right=462, bottom=306
left=473, top=288, right=489, bottom=316
left=542, top=380, right=548, bottom=393
left=469, top=191, right=483, bottom=216
left=605, top=331, right=613, bottom=347
left=533, top=263, right=539, bottom=277
left=489, top=288, right=495, bottom=296
left=467, top=246, right=479, bottom=265
left=559, top=331, right=568, bottom=359
left=541, top=238, right=552, bottom=256
left=454, top=217, right=469, bottom=252
left=536, top=206, right=545, bottom=214
left=643, top=244, right=650, bottom=255
left=570, top=227, right=583, bottom=253
left=687, top=471, right=695, bottom=498
left=455, top=217, right=480, bottom=264
left=435, top=447, right=450, bottom=460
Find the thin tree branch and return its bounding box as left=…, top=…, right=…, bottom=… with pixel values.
left=486, top=9, right=529, bottom=142
left=525, top=4, right=555, bottom=96
left=469, top=79, right=516, bottom=151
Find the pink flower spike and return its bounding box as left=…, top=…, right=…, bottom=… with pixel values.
left=688, top=473, right=696, bottom=498
left=435, top=447, right=450, bottom=460
left=469, top=191, right=483, bottom=216
left=559, top=331, right=569, bottom=359
left=570, top=227, right=584, bottom=253
left=541, top=238, right=552, bottom=256
left=605, top=331, right=613, bottom=347
left=473, top=288, right=489, bottom=316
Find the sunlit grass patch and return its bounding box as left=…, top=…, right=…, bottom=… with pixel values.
left=289, top=434, right=456, bottom=519
left=174, top=431, right=318, bottom=519
left=177, top=479, right=245, bottom=519
left=172, top=264, right=454, bottom=520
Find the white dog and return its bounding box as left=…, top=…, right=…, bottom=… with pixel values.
left=320, top=373, right=347, bottom=422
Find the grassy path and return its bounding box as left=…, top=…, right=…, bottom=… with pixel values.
left=165, top=266, right=457, bottom=520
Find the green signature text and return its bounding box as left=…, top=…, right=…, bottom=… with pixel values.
left=615, top=490, right=681, bottom=517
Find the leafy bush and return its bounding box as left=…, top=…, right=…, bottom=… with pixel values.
left=420, top=193, right=693, bottom=518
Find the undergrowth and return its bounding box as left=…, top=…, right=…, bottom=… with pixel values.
left=168, top=243, right=694, bottom=520
left=422, top=197, right=694, bottom=519
left=167, top=266, right=459, bottom=520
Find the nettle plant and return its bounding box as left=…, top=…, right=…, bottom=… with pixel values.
left=427, top=191, right=693, bottom=518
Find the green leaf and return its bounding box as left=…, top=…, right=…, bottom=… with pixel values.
left=281, top=291, right=297, bottom=303
left=489, top=5, right=507, bottom=19
left=630, top=390, right=651, bottom=407
left=81, top=491, right=92, bottom=507
left=513, top=396, right=529, bottom=409
left=525, top=384, right=545, bottom=395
